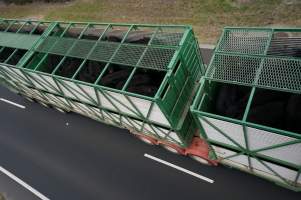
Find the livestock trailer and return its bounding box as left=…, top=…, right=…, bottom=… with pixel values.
left=0, top=18, right=300, bottom=191
left=0, top=18, right=211, bottom=157
left=191, top=27, right=301, bottom=191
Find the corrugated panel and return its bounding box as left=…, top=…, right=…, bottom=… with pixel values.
left=212, top=145, right=250, bottom=171
left=0, top=65, right=31, bottom=86
left=251, top=157, right=298, bottom=184
left=199, top=116, right=246, bottom=148
left=212, top=145, right=299, bottom=184
left=27, top=72, right=60, bottom=94
left=58, top=79, right=97, bottom=105
left=247, top=127, right=301, bottom=166
left=148, top=103, right=170, bottom=127
left=97, top=90, right=144, bottom=118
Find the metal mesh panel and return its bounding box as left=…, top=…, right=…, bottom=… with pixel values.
left=207, top=54, right=261, bottom=84
left=46, top=37, right=75, bottom=55
left=151, top=32, right=184, bottom=46
left=0, top=32, right=40, bottom=50
left=89, top=42, right=119, bottom=62
left=68, top=40, right=95, bottom=58
left=139, top=47, right=175, bottom=70
left=217, top=29, right=271, bottom=55
left=112, top=45, right=146, bottom=66
left=35, top=36, right=57, bottom=52
left=37, top=37, right=176, bottom=70
left=0, top=20, right=52, bottom=68
left=258, top=58, right=301, bottom=92
left=247, top=126, right=301, bottom=165
left=207, top=28, right=301, bottom=92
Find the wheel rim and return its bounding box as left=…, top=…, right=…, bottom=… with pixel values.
left=25, top=97, right=34, bottom=102
left=137, top=136, right=154, bottom=145
left=190, top=155, right=210, bottom=165
left=40, top=102, right=49, bottom=107
left=162, top=145, right=179, bottom=154
left=55, top=107, right=66, bottom=113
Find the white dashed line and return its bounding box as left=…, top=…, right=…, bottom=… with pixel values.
left=0, top=166, right=50, bottom=200
left=144, top=153, right=214, bottom=184
left=0, top=98, right=26, bottom=109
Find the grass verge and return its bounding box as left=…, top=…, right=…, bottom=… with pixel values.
left=0, top=0, right=300, bottom=43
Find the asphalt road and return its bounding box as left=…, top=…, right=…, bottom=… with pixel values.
left=0, top=171, right=40, bottom=200
left=0, top=84, right=300, bottom=200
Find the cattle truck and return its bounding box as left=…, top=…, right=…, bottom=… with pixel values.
left=0, top=18, right=300, bottom=191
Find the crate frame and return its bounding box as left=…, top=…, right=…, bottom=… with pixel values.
left=191, top=27, right=301, bottom=191
left=0, top=18, right=205, bottom=147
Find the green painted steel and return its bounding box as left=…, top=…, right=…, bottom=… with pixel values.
left=191, top=27, right=301, bottom=191
left=0, top=19, right=205, bottom=148
left=0, top=32, right=40, bottom=50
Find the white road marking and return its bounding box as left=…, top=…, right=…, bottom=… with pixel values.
left=0, top=98, right=26, bottom=109
left=0, top=166, right=50, bottom=200
left=144, top=153, right=214, bottom=184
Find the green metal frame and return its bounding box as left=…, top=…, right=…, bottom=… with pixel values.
left=0, top=18, right=205, bottom=147
left=191, top=27, right=301, bottom=191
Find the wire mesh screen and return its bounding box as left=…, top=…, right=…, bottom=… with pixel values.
left=207, top=28, right=301, bottom=93
left=112, top=45, right=146, bottom=66
left=33, top=23, right=186, bottom=71
left=0, top=32, right=39, bottom=50
left=89, top=42, right=119, bottom=62
left=207, top=54, right=261, bottom=84
left=35, top=37, right=176, bottom=70
left=217, top=29, right=272, bottom=55
left=0, top=20, right=50, bottom=66
left=151, top=31, right=184, bottom=46
left=258, top=58, right=301, bottom=91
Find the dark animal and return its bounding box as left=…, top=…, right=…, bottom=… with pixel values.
left=45, top=55, right=64, bottom=73
left=100, top=68, right=131, bottom=89
left=215, top=84, right=301, bottom=133
left=250, top=89, right=290, bottom=107
left=103, top=30, right=151, bottom=44
left=55, top=58, right=82, bottom=78
left=285, top=94, right=301, bottom=133
left=6, top=49, right=26, bottom=65
left=215, top=84, right=250, bottom=119
left=247, top=101, right=286, bottom=130
left=294, top=48, right=301, bottom=58
left=77, top=61, right=105, bottom=83
left=127, top=85, right=157, bottom=97
left=0, top=48, right=15, bottom=63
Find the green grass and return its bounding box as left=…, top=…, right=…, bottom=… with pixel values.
left=0, top=0, right=300, bottom=43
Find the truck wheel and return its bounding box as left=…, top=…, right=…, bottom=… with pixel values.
left=189, top=155, right=211, bottom=165
left=161, top=144, right=180, bottom=154
left=39, top=101, right=49, bottom=108
left=54, top=107, right=67, bottom=114
left=24, top=97, right=34, bottom=102
left=136, top=135, right=156, bottom=145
